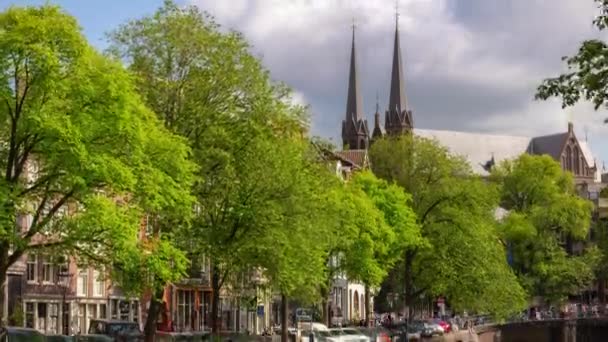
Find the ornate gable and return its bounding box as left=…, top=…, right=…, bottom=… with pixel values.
left=558, top=123, right=595, bottom=181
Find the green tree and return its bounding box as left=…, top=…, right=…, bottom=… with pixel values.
left=536, top=0, right=608, bottom=117
left=109, top=1, right=310, bottom=337
left=344, top=171, right=419, bottom=325
left=0, top=4, right=194, bottom=327
left=492, top=154, right=598, bottom=304
left=370, top=135, right=526, bottom=319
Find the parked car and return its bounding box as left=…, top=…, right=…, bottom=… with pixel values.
left=87, top=319, right=143, bottom=341
left=155, top=331, right=210, bottom=342
left=356, top=327, right=391, bottom=342
left=423, top=320, right=444, bottom=337
left=46, top=336, right=75, bottom=342
left=432, top=319, right=450, bottom=333
left=74, top=336, right=113, bottom=342
left=5, top=327, right=46, bottom=342
left=324, top=328, right=371, bottom=342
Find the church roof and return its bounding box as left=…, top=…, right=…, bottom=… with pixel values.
left=414, top=129, right=531, bottom=176
left=529, top=133, right=569, bottom=160
left=413, top=128, right=599, bottom=179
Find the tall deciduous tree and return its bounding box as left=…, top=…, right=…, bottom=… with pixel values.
left=344, top=171, right=419, bottom=326
left=370, top=135, right=526, bottom=319
left=109, top=1, right=309, bottom=337
left=0, top=4, right=194, bottom=328
left=492, top=154, right=599, bottom=304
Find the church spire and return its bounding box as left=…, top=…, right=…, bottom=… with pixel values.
left=341, top=19, right=369, bottom=150
left=372, top=91, right=385, bottom=140
left=384, top=6, right=413, bottom=136
left=388, top=9, right=407, bottom=115
left=345, top=20, right=363, bottom=122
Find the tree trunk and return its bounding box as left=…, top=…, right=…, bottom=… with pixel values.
left=211, top=265, right=221, bottom=335
left=143, top=288, right=164, bottom=342
left=281, top=294, right=288, bottom=342
left=0, top=266, right=6, bottom=342
left=321, top=296, right=329, bottom=327
left=404, top=251, right=414, bottom=321
left=364, top=284, right=371, bottom=327
left=0, top=250, right=8, bottom=333
left=599, top=279, right=606, bottom=307
left=235, top=296, right=241, bottom=333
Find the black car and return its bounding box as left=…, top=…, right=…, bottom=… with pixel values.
left=4, top=327, right=46, bottom=342
left=88, top=319, right=143, bottom=341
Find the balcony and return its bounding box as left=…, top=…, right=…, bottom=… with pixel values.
left=179, top=269, right=210, bottom=286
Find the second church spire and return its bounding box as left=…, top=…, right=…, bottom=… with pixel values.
left=385, top=11, right=413, bottom=135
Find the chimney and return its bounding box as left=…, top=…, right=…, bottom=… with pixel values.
left=568, top=122, right=574, bottom=133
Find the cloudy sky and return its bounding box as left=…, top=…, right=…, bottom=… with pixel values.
left=8, top=0, right=608, bottom=166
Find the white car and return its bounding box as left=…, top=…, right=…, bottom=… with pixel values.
left=324, top=328, right=371, bottom=342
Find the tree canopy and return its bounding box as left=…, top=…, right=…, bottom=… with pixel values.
left=536, top=0, right=608, bottom=116
left=492, top=154, right=598, bottom=303
left=108, top=0, right=315, bottom=335
left=370, top=135, right=527, bottom=319
left=0, top=3, right=194, bottom=323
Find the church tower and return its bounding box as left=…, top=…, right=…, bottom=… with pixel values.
left=341, top=24, right=370, bottom=150
left=384, top=14, right=413, bottom=136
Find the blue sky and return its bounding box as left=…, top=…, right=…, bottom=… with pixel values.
left=5, top=0, right=608, bottom=169
left=5, top=0, right=182, bottom=49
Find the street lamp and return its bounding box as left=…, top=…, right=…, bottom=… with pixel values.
left=57, top=270, right=73, bottom=336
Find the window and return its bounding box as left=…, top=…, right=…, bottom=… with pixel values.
left=93, top=270, right=104, bottom=297
left=57, top=256, right=69, bottom=286
left=42, top=256, right=54, bottom=283
left=144, top=215, right=154, bottom=237
left=132, top=301, right=139, bottom=323
left=87, top=304, right=97, bottom=333
left=574, top=147, right=581, bottom=175
left=177, top=290, right=194, bottom=331
left=25, top=302, right=34, bottom=328
left=27, top=254, right=37, bottom=283
left=77, top=269, right=88, bottom=296
left=99, top=304, right=107, bottom=320
left=111, top=299, right=119, bottom=319
left=78, top=304, right=86, bottom=334
left=566, top=146, right=572, bottom=171
left=37, top=303, right=47, bottom=332
left=48, top=303, right=58, bottom=334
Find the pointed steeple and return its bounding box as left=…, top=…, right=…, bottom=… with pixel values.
left=388, top=12, right=407, bottom=115
left=372, top=91, right=385, bottom=140
left=341, top=20, right=370, bottom=150
left=384, top=8, right=413, bottom=136
left=345, top=22, right=363, bottom=122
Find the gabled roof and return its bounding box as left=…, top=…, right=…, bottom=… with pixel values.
left=334, top=150, right=368, bottom=169
left=529, top=133, right=569, bottom=160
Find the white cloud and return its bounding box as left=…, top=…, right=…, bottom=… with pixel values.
left=189, top=0, right=608, bottom=163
